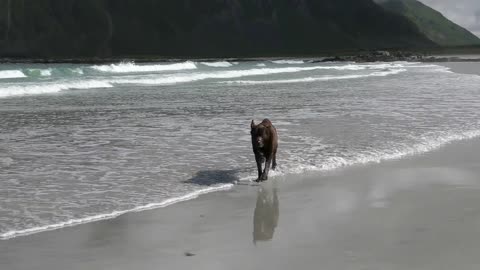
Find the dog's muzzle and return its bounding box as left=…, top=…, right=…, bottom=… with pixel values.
left=256, top=138, right=264, bottom=148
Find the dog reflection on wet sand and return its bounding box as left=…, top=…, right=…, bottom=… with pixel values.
left=253, top=186, right=279, bottom=244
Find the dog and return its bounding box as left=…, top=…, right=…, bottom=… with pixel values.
left=251, top=119, right=278, bottom=182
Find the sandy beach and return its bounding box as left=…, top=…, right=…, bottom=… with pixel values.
left=3, top=0, right=480, bottom=268
left=2, top=136, right=480, bottom=270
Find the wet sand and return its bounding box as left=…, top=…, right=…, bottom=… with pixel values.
left=441, top=61, right=480, bottom=76
left=2, top=137, right=480, bottom=270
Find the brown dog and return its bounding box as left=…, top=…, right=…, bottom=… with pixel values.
left=251, top=119, right=278, bottom=182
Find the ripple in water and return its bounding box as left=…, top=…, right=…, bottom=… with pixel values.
left=1, top=61, right=480, bottom=239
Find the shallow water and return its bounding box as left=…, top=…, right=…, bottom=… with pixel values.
left=1, top=60, right=480, bottom=239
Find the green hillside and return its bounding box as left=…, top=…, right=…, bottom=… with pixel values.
left=0, top=0, right=434, bottom=58
left=378, top=0, right=480, bottom=46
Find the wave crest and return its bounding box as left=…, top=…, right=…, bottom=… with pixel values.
left=0, top=81, right=113, bottom=98
left=0, top=70, right=26, bottom=79
left=113, top=64, right=405, bottom=85
left=91, top=61, right=197, bottom=73
left=225, top=68, right=406, bottom=85
left=272, top=60, right=305, bottom=64
left=24, top=68, right=52, bottom=77
left=200, top=61, right=233, bottom=67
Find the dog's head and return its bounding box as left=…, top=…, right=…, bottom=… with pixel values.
left=251, top=120, right=270, bottom=148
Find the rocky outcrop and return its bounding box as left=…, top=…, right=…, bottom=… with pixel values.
left=317, top=50, right=426, bottom=62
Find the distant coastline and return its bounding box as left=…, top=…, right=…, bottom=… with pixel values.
left=1, top=47, right=480, bottom=64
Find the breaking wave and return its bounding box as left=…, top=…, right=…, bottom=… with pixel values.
left=272, top=60, right=305, bottom=64
left=24, top=68, right=52, bottom=77
left=0, top=81, right=113, bottom=98
left=0, top=70, right=26, bottom=79
left=200, top=61, right=233, bottom=67
left=239, top=130, right=480, bottom=181
left=113, top=64, right=404, bottom=85
left=1, top=60, right=471, bottom=240
left=91, top=61, right=197, bottom=73
left=225, top=68, right=406, bottom=84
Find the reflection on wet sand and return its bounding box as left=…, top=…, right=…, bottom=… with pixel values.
left=253, top=186, right=279, bottom=244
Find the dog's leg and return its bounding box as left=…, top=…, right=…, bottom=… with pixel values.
left=261, top=155, right=272, bottom=181
left=272, top=149, right=277, bottom=170
left=254, top=152, right=263, bottom=182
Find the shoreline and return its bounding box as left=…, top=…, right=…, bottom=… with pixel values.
left=3, top=127, right=480, bottom=241
left=2, top=56, right=480, bottom=269
left=3, top=137, right=480, bottom=269
left=0, top=54, right=478, bottom=244
left=0, top=60, right=478, bottom=242
left=0, top=183, right=235, bottom=241
left=1, top=51, right=480, bottom=65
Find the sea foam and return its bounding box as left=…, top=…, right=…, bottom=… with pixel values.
left=239, top=129, right=480, bottom=182
left=2, top=127, right=478, bottom=240
left=272, top=60, right=305, bottom=64
left=0, top=81, right=113, bottom=98
left=91, top=61, right=197, bottom=73
left=113, top=64, right=404, bottom=85
left=0, top=184, right=233, bottom=240
left=200, top=61, right=233, bottom=67
left=0, top=70, right=26, bottom=79
left=24, top=68, right=52, bottom=77
left=0, top=61, right=467, bottom=240
left=225, top=68, right=406, bottom=84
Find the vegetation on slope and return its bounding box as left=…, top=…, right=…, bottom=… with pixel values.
left=0, top=0, right=435, bottom=58
left=378, top=0, right=480, bottom=46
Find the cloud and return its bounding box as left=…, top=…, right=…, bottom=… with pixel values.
left=419, top=0, right=480, bottom=37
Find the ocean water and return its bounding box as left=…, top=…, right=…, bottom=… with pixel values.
left=1, top=59, right=480, bottom=239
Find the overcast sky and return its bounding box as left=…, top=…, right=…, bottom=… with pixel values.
left=419, top=0, right=480, bottom=37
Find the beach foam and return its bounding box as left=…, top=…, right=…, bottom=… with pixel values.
left=24, top=68, right=53, bottom=77
left=225, top=68, right=406, bottom=84
left=70, top=68, right=84, bottom=75
left=410, top=65, right=453, bottom=73
left=0, top=70, right=26, bottom=79
left=2, top=128, right=478, bottom=240
left=239, top=129, right=480, bottom=182
left=0, top=184, right=233, bottom=240
left=1, top=60, right=474, bottom=241
left=200, top=61, right=233, bottom=67
left=0, top=81, right=113, bottom=98
left=272, top=60, right=305, bottom=64
left=91, top=61, right=197, bottom=73
left=113, top=64, right=405, bottom=85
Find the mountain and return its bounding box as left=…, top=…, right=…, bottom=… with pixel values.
left=377, top=0, right=480, bottom=46
left=0, top=0, right=436, bottom=58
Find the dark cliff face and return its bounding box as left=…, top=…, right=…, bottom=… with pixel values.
left=0, top=0, right=435, bottom=58
left=0, top=0, right=113, bottom=57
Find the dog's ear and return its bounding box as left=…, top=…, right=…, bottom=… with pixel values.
left=251, top=120, right=255, bottom=129
left=262, top=119, right=271, bottom=128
